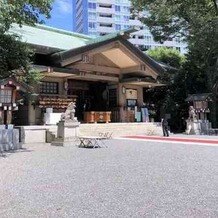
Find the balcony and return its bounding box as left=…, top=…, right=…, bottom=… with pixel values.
left=97, top=0, right=115, bottom=4
left=97, top=6, right=115, bottom=14
left=97, top=26, right=115, bottom=33
left=97, top=16, right=114, bottom=23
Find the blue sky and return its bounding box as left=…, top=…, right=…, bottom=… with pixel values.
left=45, top=0, right=73, bottom=31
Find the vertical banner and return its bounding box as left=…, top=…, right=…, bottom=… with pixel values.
left=141, top=107, right=149, bottom=122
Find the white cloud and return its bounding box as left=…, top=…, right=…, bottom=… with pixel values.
left=56, top=0, right=72, bottom=14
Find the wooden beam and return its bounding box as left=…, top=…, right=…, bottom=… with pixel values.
left=120, top=65, right=157, bottom=79
left=70, top=72, right=119, bottom=82
left=70, top=63, right=121, bottom=75
left=61, top=55, right=82, bottom=67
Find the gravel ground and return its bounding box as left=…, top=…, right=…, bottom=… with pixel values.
left=0, top=139, right=218, bottom=218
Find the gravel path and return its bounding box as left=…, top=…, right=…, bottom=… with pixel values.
left=0, top=140, right=218, bottom=217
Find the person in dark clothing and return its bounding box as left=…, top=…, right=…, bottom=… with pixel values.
left=161, top=118, right=169, bottom=137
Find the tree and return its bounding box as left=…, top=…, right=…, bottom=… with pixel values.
left=130, top=0, right=218, bottom=88
left=131, top=0, right=218, bottom=126
left=144, top=47, right=187, bottom=132
left=0, top=0, right=53, bottom=81
left=147, top=47, right=185, bottom=69
left=0, top=33, right=31, bottom=79
left=0, top=0, right=52, bottom=33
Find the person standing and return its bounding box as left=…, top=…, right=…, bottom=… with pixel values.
left=161, top=118, right=169, bottom=137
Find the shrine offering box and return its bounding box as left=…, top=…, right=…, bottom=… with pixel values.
left=84, top=111, right=111, bottom=123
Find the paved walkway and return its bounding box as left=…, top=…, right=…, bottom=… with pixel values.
left=1, top=139, right=218, bottom=217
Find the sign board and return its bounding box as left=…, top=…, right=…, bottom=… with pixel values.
left=126, top=89, right=137, bottom=100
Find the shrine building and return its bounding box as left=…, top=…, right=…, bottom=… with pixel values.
left=8, top=24, right=165, bottom=125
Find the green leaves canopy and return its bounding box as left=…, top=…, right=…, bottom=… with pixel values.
left=147, top=47, right=185, bottom=69
left=0, top=33, right=31, bottom=79
left=0, top=0, right=53, bottom=81
left=131, top=0, right=218, bottom=42
left=0, top=0, right=53, bottom=32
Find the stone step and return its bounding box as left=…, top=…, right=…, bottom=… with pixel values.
left=47, top=122, right=162, bottom=138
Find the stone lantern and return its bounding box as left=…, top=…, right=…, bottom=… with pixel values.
left=185, top=93, right=212, bottom=134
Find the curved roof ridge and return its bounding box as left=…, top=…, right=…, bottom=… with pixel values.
left=34, top=24, right=93, bottom=40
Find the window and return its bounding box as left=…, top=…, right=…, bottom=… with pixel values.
left=99, top=4, right=112, bottom=8
left=88, top=12, right=97, bottom=19
left=115, top=15, right=121, bottom=21
left=123, top=15, right=129, bottom=21
left=88, top=22, right=96, bottom=29
left=99, top=13, right=112, bottom=18
left=0, top=89, right=12, bottom=103
left=100, top=23, right=112, bottom=27
left=40, top=82, right=59, bottom=94
left=100, top=32, right=107, bottom=36
left=115, top=24, right=121, bottom=31
left=122, top=6, right=130, bottom=12
left=115, top=5, right=121, bottom=12
left=88, top=2, right=96, bottom=10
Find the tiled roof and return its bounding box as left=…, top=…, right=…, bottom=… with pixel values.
left=9, top=24, right=92, bottom=52
left=186, top=93, right=212, bottom=102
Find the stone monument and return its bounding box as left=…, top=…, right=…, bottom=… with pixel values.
left=51, top=102, right=80, bottom=146
left=186, top=106, right=201, bottom=135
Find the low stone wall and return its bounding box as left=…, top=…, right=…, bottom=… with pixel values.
left=0, top=125, right=22, bottom=153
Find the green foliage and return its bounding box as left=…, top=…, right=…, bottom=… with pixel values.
left=147, top=47, right=186, bottom=69
left=131, top=0, right=218, bottom=42
left=131, top=0, right=218, bottom=128
left=0, top=33, right=31, bottom=78
left=0, top=0, right=53, bottom=32
left=0, top=0, right=53, bottom=81
left=130, top=0, right=218, bottom=89
left=23, top=69, right=44, bottom=85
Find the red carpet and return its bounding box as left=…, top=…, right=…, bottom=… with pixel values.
left=124, top=135, right=218, bottom=145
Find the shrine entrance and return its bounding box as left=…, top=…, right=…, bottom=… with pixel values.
left=67, top=80, right=108, bottom=122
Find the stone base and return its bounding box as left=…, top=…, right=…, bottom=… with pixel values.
left=51, top=139, right=65, bottom=146
left=186, top=121, right=201, bottom=135
left=51, top=137, right=77, bottom=146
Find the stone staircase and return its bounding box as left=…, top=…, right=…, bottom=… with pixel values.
left=23, top=122, right=162, bottom=144
left=78, top=122, right=162, bottom=137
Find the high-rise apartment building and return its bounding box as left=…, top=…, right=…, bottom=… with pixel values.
left=73, top=0, right=186, bottom=53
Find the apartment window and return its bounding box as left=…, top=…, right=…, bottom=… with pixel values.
left=122, top=6, right=130, bottom=12
left=115, top=15, right=121, bottom=21
left=40, top=82, right=59, bottom=94
left=123, top=15, right=129, bottom=21
left=115, top=24, right=121, bottom=31
left=88, top=12, right=97, bottom=19
left=100, top=23, right=112, bottom=27
left=88, top=2, right=96, bottom=10
left=115, top=5, right=121, bottom=12
left=88, top=22, right=96, bottom=29
left=99, top=4, right=112, bottom=8
left=175, top=47, right=181, bottom=51
left=99, top=13, right=112, bottom=18
left=138, top=45, right=146, bottom=51
left=100, top=32, right=107, bottom=36
left=0, top=90, right=12, bottom=103
left=145, top=45, right=152, bottom=50
left=145, top=35, right=152, bottom=41
left=138, top=35, right=144, bottom=39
